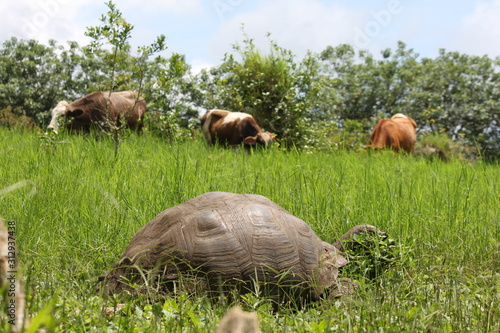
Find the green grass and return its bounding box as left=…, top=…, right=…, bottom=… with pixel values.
left=1, top=127, right=499, bottom=332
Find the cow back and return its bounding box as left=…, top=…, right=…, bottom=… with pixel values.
left=367, top=115, right=417, bottom=153
left=63, top=91, right=146, bottom=132
left=201, top=110, right=273, bottom=147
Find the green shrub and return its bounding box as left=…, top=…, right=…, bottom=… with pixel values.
left=144, top=110, right=194, bottom=141
left=0, top=106, right=38, bottom=130
left=306, top=119, right=369, bottom=151
left=413, top=133, right=478, bottom=161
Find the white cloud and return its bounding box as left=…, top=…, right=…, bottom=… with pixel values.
left=123, top=0, right=203, bottom=15
left=0, top=0, right=205, bottom=48
left=209, top=0, right=361, bottom=61
left=456, top=0, right=500, bottom=57
left=0, top=0, right=100, bottom=45
left=2, top=0, right=497, bottom=69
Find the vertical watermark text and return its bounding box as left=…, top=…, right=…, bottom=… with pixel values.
left=5, top=220, right=19, bottom=326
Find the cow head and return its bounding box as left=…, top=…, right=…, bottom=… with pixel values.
left=243, top=132, right=276, bottom=147
left=47, top=101, right=70, bottom=131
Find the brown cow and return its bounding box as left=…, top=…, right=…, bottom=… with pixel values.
left=47, top=91, right=146, bottom=132
left=201, top=109, right=276, bottom=147
left=366, top=113, right=417, bottom=153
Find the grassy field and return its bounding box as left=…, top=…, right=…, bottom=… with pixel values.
left=1, top=127, right=499, bottom=332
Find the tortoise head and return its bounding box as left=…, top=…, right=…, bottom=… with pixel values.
left=316, top=241, right=355, bottom=298
left=319, top=225, right=390, bottom=298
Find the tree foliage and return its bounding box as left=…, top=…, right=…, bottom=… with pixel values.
left=0, top=38, right=88, bottom=124
left=0, top=4, right=498, bottom=158
left=409, top=51, right=500, bottom=158
left=315, top=42, right=499, bottom=158
left=84, top=1, right=196, bottom=142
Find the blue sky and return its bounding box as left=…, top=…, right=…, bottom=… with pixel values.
left=1, top=0, right=499, bottom=72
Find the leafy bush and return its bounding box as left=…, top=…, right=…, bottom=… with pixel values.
left=340, top=231, right=401, bottom=281
left=0, top=106, right=38, bottom=130
left=413, top=133, right=478, bottom=161
left=306, top=119, right=369, bottom=151
left=144, top=110, right=194, bottom=141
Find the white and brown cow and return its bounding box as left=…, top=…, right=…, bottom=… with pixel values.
left=201, top=109, right=276, bottom=148
left=47, top=91, right=146, bottom=133
left=365, top=113, right=417, bottom=153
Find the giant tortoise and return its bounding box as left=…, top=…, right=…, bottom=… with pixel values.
left=98, top=192, right=387, bottom=302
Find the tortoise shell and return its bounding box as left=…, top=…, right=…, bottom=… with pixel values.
left=99, top=192, right=348, bottom=299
